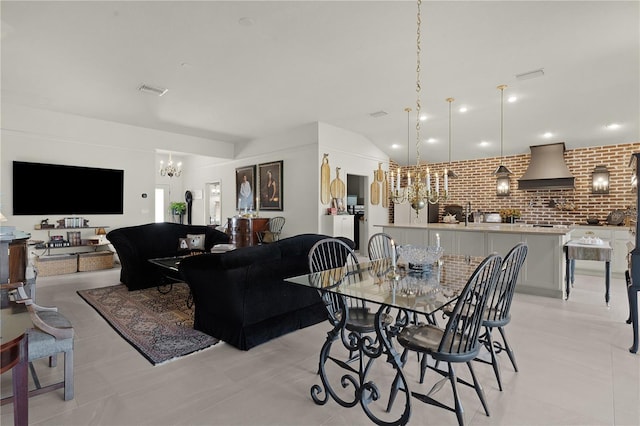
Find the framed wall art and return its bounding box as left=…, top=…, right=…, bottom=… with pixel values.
left=236, top=165, right=256, bottom=211
left=258, top=160, right=283, bottom=211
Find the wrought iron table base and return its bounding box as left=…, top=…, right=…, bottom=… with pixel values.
left=311, top=302, right=412, bottom=426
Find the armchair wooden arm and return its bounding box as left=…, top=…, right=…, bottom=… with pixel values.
left=9, top=284, right=74, bottom=340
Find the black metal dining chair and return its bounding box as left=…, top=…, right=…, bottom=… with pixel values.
left=475, top=242, right=527, bottom=391
left=367, top=232, right=396, bottom=261
left=367, top=232, right=398, bottom=286
left=307, top=238, right=394, bottom=410
left=308, top=238, right=376, bottom=337
left=386, top=252, right=502, bottom=426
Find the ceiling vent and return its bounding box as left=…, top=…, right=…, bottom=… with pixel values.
left=518, top=142, right=575, bottom=190
left=369, top=110, right=388, bottom=118
left=138, top=84, right=168, bottom=97
left=515, top=68, right=545, bottom=81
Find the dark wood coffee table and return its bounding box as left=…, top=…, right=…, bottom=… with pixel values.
left=148, top=255, right=193, bottom=306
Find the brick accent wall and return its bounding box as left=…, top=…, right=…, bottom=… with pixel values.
left=388, top=142, right=640, bottom=225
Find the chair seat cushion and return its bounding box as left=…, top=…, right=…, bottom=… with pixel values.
left=27, top=311, right=73, bottom=361
left=397, top=324, right=444, bottom=353
left=344, top=307, right=377, bottom=333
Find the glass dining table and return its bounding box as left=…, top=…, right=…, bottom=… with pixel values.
left=285, top=254, right=484, bottom=425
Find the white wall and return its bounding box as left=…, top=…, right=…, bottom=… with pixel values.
left=1, top=104, right=233, bottom=240
left=317, top=123, right=391, bottom=251
left=2, top=105, right=391, bottom=249
left=183, top=123, right=320, bottom=238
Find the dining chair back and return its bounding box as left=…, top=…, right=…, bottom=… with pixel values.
left=258, top=216, right=285, bottom=243
left=308, top=238, right=374, bottom=332
left=367, top=232, right=398, bottom=285
left=388, top=252, right=503, bottom=426
left=367, top=232, right=396, bottom=261
left=477, top=242, right=527, bottom=390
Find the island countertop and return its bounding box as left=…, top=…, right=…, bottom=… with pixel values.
left=376, top=222, right=573, bottom=299
left=377, top=222, right=573, bottom=235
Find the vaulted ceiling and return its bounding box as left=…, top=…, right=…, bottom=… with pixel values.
left=2, top=1, right=638, bottom=165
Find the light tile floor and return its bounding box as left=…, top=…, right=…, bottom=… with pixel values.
left=1, top=267, right=639, bottom=425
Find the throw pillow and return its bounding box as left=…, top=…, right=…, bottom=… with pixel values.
left=261, top=231, right=275, bottom=243
left=178, top=238, right=190, bottom=250
left=187, top=234, right=205, bottom=251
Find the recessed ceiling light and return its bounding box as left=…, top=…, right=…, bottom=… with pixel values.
left=479, top=140, right=490, bottom=147
left=508, top=96, right=517, bottom=103
left=391, top=143, right=401, bottom=149
left=543, top=132, right=554, bottom=138
left=427, top=138, right=436, bottom=144
left=419, top=114, right=427, bottom=121
left=238, top=17, right=255, bottom=26
left=138, top=84, right=168, bottom=96
left=458, top=106, right=468, bottom=113
left=605, top=123, right=621, bottom=130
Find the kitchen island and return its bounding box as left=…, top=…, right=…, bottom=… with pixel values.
left=377, top=223, right=573, bottom=299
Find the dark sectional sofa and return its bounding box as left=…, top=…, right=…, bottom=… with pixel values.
left=179, top=233, right=353, bottom=350
left=107, top=222, right=230, bottom=290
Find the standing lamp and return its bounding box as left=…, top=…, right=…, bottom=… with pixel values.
left=493, top=84, right=512, bottom=196
left=592, top=165, right=610, bottom=194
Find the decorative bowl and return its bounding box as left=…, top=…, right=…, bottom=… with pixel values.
left=397, top=245, right=445, bottom=271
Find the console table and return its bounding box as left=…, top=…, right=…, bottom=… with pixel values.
left=564, top=240, right=613, bottom=305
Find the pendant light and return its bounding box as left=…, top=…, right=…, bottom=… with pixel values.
left=493, top=84, right=512, bottom=196
left=446, top=97, right=458, bottom=179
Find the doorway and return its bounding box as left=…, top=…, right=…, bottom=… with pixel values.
left=346, top=174, right=367, bottom=251
left=155, top=184, right=169, bottom=223
left=205, top=181, right=222, bottom=226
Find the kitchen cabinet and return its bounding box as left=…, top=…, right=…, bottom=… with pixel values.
left=323, top=215, right=355, bottom=241
left=379, top=223, right=571, bottom=299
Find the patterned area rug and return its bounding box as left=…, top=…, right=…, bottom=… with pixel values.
left=77, top=282, right=218, bottom=365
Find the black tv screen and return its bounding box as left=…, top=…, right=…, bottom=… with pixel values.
left=13, top=161, right=124, bottom=215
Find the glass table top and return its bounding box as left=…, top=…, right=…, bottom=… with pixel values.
left=286, top=254, right=484, bottom=316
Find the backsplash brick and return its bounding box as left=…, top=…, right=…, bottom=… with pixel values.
left=388, top=142, right=640, bottom=225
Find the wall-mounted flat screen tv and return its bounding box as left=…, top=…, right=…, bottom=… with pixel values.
left=13, top=161, right=124, bottom=215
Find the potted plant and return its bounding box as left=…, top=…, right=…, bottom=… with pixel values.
left=170, top=202, right=187, bottom=224
left=499, top=208, right=521, bottom=223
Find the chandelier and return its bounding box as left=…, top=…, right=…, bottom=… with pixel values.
left=159, top=153, right=182, bottom=178
left=389, top=0, right=447, bottom=216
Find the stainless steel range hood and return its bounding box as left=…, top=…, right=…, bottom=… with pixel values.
left=518, top=142, right=575, bottom=190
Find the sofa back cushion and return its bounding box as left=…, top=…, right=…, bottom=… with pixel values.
left=108, top=222, right=229, bottom=259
